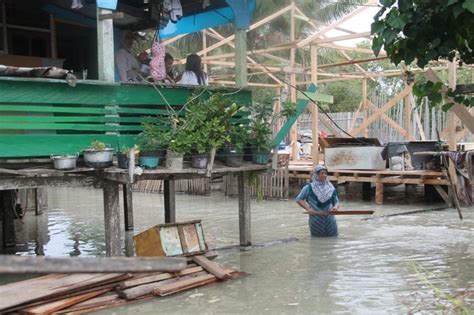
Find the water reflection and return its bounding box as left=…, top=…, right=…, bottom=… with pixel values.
left=1, top=186, right=473, bottom=314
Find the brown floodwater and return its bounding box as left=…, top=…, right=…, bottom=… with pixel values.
left=1, top=185, right=473, bottom=314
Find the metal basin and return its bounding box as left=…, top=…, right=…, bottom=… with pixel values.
left=51, top=155, right=77, bottom=170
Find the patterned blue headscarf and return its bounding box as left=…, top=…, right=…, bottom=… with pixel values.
left=311, top=165, right=335, bottom=203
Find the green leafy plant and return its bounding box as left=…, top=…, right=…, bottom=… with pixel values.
left=371, top=0, right=474, bottom=111
left=137, top=116, right=172, bottom=152
left=248, top=98, right=296, bottom=153
left=87, top=140, right=109, bottom=151
left=228, top=124, right=252, bottom=153
left=182, top=92, right=244, bottom=154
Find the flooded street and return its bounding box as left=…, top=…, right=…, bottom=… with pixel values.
left=3, top=186, right=474, bottom=314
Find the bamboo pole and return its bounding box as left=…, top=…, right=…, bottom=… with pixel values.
left=310, top=45, right=319, bottom=165
left=290, top=3, right=298, bottom=161
left=202, top=30, right=208, bottom=73
left=297, top=1, right=375, bottom=47
left=207, top=29, right=284, bottom=85
left=362, top=78, right=368, bottom=137
left=405, top=84, right=412, bottom=141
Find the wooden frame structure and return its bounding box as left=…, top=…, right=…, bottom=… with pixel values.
left=164, top=0, right=474, bottom=163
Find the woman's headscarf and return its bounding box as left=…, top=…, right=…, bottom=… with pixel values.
left=311, top=165, right=335, bottom=203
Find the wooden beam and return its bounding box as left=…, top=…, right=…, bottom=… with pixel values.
left=297, top=1, right=375, bottom=47
left=96, top=8, right=115, bottom=82
left=311, top=45, right=319, bottom=164
left=410, top=94, right=427, bottom=140
left=164, top=180, right=176, bottom=223
left=203, top=60, right=281, bottom=72
left=318, top=56, right=388, bottom=69
left=0, top=256, right=187, bottom=274
left=350, top=84, right=412, bottom=136
left=207, top=29, right=284, bottom=85
left=103, top=181, right=121, bottom=256
left=362, top=78, right=368, bottom=137
left=425, top=68, right=474, bottom=133
left=235, top=29, right=248, bottom=87
left=297, top=91, right=333, bottom=104
left=319, top=43, right=380, bottom=54
left=162, top=34, right=187, bottom=46
left=238, top=172, right=251, bottom=247
left=313, top=31, right=372, bottom=45
left=194, top=4, right=293, bottom=58
left=122, top=184, right=133, bottom=231
left=290, top=4, right=298, bottom=160
left=292, top=4, right=377, bottom=82
left=366, top=100, right=415, bottom=140
left=212, top=80, right=281, bottom=87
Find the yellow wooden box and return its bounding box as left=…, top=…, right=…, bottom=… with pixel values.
left=133, top=220, right=208, bottom=257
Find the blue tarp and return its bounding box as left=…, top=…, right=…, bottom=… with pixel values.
left=96, top=0, right=118, bottom=10
left=159, top=0, right=255, bottom=39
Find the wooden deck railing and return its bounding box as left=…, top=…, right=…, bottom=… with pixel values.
left=0, top=77, right=251, bottom=158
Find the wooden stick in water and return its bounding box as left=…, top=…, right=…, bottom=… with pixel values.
left=302, top=210, right=374, bottom=215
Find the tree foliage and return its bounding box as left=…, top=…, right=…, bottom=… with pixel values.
left=372, top=0, right=474, bottom=109
left=371, top=0, right=474, bottom=68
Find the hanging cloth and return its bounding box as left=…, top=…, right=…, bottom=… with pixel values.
left=150, top=40, right=166, bottom=81
left=169, top=0, right=183, bottom=23
left=71, top=0, right=83, bottom=9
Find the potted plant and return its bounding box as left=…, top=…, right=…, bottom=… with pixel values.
left=117, top=145, right=138, bottom=169
left=83, top=140, right=114, bottom=168
left=249, top=119, right=272, bottom=165
left=137, top=117, right=170, bottom=169
left=248, top=98, right=297, bottom=165
left=224, top=124, right=251, bottom=167
left=183, top=92, right=242, bottom=169
left=166, top=125, right=192, bottom=170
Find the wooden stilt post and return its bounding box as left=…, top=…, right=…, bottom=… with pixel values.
left=34, top=188, right=46, bottom=215
left=1, top=190, right=15, bottom=248
left=103, top=181, right=121, bottom=256
left=447, top=61, right=458, bottom=192
left=123, top=184, right=134, bottom=231
left=164, top=180, right=176, bottom=223
left=362, top=182, right=371, bottom=201
left=97, top=8, right=115, bottom=82
left=375, top=174, right=383, bottom=205
left=238, top=172, right=251, bottom=247
left=310, top=45, right=319, bottom=165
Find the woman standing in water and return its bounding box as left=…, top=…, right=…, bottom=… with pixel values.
left=296, top=165, right=339, bottom=237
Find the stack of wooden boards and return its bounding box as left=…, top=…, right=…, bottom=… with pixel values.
left=0, top=220, right=247, bottom=314
left=0, top=252, right=243, bottom=314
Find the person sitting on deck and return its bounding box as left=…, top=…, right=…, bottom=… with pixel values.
left=178, top=54, right=208, bottom=86
left=296, top=165, right=340, bottom=237
left=163, top=53, right=181, bottom=84
left=115, top=31, right=142, bottom=82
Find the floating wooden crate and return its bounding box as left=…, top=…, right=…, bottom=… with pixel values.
left=134, top=220, right=208, bottom=257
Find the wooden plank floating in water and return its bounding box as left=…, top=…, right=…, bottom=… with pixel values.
left=0, top=273, right=131, bottom=312
left=0, top=256, right=187, bottom=274
left=21, top=288, right=111, bottom=315
left=302, top=210, right=374, bottom=215
left=192, top=255, right=231, bottom=280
